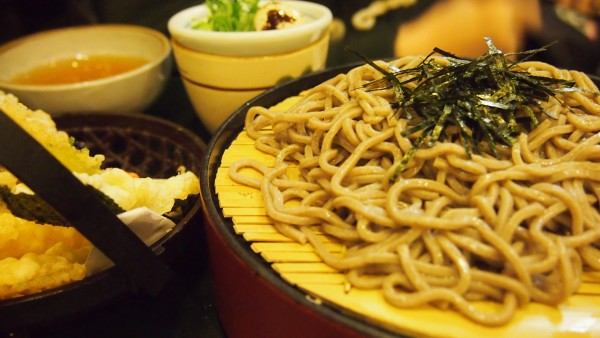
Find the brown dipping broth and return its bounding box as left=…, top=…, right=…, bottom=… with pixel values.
left=10, top=54, right=148, bottom=85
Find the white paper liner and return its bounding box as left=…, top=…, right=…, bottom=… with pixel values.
left=84, top=207, right=176, bottom=276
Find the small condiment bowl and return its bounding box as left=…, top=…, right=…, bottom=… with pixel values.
left=173, top=33, right=329, bottom=134
left=180, top=76, right=265, bottom=134
left=0, top=24, right=172, bottom=115
left=167, top=0, right=332, bottom=57
left=167, top=0, right=332, bottom=133
left=171, top=34, right=330, bottom=89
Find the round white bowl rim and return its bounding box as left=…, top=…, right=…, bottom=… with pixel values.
left=167, top=1, right=332, bottom=55
left=0, top=24, right=172, bottom=92
left=170, top=30, right=328, bottom=60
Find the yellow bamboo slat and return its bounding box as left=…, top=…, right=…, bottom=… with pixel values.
left=230, top=131, right=260, bottom=145
left=233, top=224, right=278, bottom=233
left=216, top=185, right=263, bottom=194
left=215, top=129, right=600, bottom=338
left=242, top=233, right=334, bottom=245
left=217, top=165, right=300, bottom=185
left=221, top=146, right=278, bottom=167
left=223, top=207, right=266, bottom=217
left=219, top=198, right=263, bottom=209
left=260, top=251, right=323, bottom=263
left=251, top=242, right=343, bottom=254
left=232, top=215, right=272, bottom=224
left=582, top=271, right=600, bottom=282
left=575, top=282, right=600, bottom=295
left=215, top=168, right=242, bottom=186
left=242, top=232, right=293, bottom=242
left=272, top=262, right=337, bottom=274
left=218, top=193, right=264, bottom=208
left=280, top=272, right=347, bottom=285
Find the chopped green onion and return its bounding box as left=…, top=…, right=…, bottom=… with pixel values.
left=191, top=0, right=260, bottom=32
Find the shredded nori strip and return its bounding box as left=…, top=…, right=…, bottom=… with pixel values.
left=0, top=185, right=125, bottom=226
left=347, top=38, right=598, bottom=183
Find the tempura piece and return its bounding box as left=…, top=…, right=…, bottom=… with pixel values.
left=0, top=211, right=91, bottom=260
left=74, top=168, right=200, bottom=215
left=0, top=90, right=104, bottom=175
left=0, top=243, right=87, bottom=299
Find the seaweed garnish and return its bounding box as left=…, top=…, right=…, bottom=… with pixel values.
left=0, top=184, right=124, bottom=226
left=347, top=38, right=598, bottom=183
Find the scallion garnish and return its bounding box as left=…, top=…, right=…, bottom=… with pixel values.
left=191, top=0, right=260, bottom=32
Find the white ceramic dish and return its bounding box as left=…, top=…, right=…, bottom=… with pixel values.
left=167, top=0, right=332, bottom=57
left=171, top=33, right=329, bottom=89
left=181, top=76, right=264, bottom=134
left=0, top=25, right=172, bottom=115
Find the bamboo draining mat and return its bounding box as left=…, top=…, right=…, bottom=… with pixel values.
left=214, top=104, right=600, bottom=338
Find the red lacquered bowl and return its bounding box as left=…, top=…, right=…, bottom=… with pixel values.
left=200, top=64, right=402, bottom=338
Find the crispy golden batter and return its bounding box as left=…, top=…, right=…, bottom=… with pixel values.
left=0, top=211, right=91, bottom=260
left=0, top=243, right=88, bottom=299
left=0, top=90, right=104, bottom=175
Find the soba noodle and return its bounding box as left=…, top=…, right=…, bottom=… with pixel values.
left=228, top=55, right=600, bottom=326
left=351, top=0, right=417, bottom=31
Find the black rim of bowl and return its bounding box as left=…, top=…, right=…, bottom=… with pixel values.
left=201, top=63, right=405, bottom=338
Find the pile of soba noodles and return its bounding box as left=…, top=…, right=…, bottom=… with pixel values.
left=228, top=45, right=600, bottom=325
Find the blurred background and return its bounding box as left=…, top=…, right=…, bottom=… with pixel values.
left=1, top=0, right=598, bottom=74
